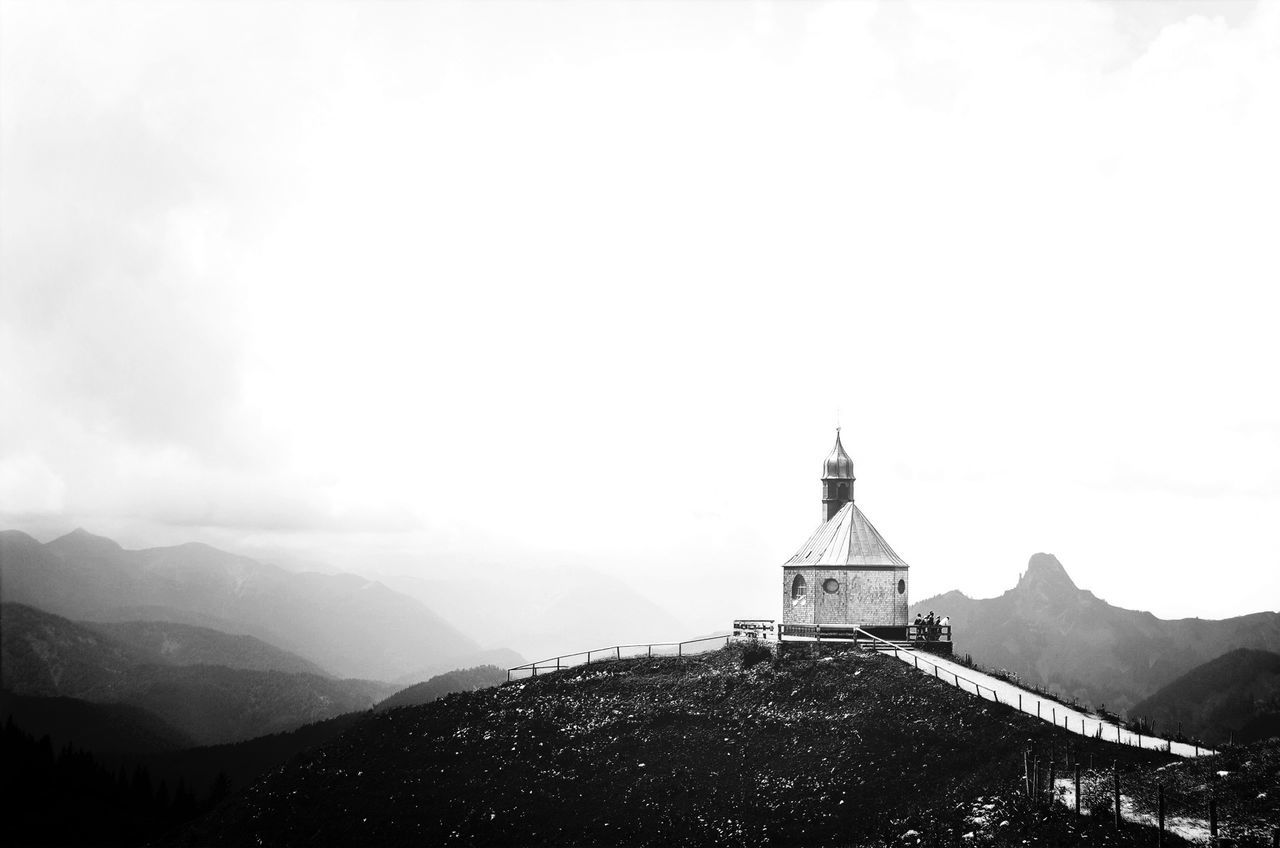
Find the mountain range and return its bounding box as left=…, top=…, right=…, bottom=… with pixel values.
left=1, top=603, right=395, bottom=745
left=912, top=553, right=1280, bottom=714
left=0, top=529, right=505, bottom=681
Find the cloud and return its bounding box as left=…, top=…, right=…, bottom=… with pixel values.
left=1, top=0, right=1276, bottom=620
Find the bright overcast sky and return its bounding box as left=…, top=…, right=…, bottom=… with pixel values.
left=2, top=0, right=1277, bottom=631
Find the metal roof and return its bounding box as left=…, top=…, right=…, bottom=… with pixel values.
left=784, top=501, right=908, bottom=568
left=822, top=430, right=855, bottom=479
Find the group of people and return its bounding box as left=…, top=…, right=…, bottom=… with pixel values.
left=912, top=611, right=950, bottom=642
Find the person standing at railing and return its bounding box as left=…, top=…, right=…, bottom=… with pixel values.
left=912, top=613, right=924, bottom=641
left=925, top=611, right=936, bottom=641
left=939, top=614, right=950, bottom=641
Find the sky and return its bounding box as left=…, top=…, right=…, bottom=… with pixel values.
left=2, top=0, right=1277, bottom=637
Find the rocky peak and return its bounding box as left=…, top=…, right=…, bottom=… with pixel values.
left=1014, top=552, right=1079, bottom=597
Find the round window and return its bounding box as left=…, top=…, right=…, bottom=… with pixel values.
left=897, top=579, right=906, bottom=595
left=822, top=578, right=840, bottom=594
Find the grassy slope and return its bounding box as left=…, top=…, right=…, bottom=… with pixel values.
left=179, top=645, right=1192, bottom=847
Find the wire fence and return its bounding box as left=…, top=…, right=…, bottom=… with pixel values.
left=855, top=629, right=1215, bottom=758
left=506, top=635, right=732, bottom=681
left=1019, top=748, right=1280, bottom=847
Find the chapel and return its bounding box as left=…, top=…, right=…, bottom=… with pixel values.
left=781, top=430, right=910, bottom=635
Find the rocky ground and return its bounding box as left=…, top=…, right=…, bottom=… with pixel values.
left=174, top=645, right=1268, bottom=847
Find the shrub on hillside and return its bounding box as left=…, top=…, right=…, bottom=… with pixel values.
left=739, top=641, right=773, bottom=669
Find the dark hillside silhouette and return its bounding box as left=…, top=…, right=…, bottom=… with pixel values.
left=0, top=717, right=224, bottom=847
left=1131, top=648, right=1280, bottom=745
left=0, top=691, right=193, bottom=753
left=912, top=553, right=1280, bottom=712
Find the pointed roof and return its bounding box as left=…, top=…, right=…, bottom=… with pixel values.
left=785, top=501, right=908, bottom=567
left=822, top=430, right=854, bottom=480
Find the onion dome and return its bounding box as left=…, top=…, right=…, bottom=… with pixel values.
left=822, top=430, right=855, bottom=479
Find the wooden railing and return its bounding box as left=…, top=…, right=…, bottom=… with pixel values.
left=906, top=624, right=952, bottom=642
left=506, top=635, right=732, bottom=682
left=778, top=623, right=861, bottom=641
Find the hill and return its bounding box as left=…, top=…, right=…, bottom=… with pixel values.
left=1130, top=648, right=1280, bottom=746
left=1, top=603, right=395, bottom=745
left=81, top=619, right=329, bottom=676
left=0, top=690, right=194, bottom=752
left=0, top=529, right=486, bottom=681
left=376, top=664, right=507, bottom=711
left=912, top=553, right=1280, bottom=713
left=176, top=645, right=1184, bottom=847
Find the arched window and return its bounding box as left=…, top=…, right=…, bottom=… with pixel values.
left=837, top=483, right=849, bottom=500
left=791, top=574, right=806, bottom=599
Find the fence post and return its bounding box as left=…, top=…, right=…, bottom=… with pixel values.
left=1074, top=763, right=1080, bottom=814
left=1157, top=784, right=1165, bottom=847
left=648, top=645, right=652, bottom=658
left=1019, top=693, right=1022, bottom=711
left=1048, top=761, right=1056, bottom=808
left=1053, top=707, right=1056, bottom=725
left=616, top=646, right=621, bottom=660
left=1023, top=750, right=1030, bottom=798
left=1038, top=701, right=1041, bottom=719
left=1113, top=761, right=1121, bottom=829
left=678, top=642, right=683, bottom=657
left=1032, top=759, right=1039, bottom=804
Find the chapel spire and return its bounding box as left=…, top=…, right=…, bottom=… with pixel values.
left=821, top=428, right=855, bottom=520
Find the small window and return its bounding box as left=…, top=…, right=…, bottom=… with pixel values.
left=837, top=483, right=849, bottom=500
left=823, top=578, right=840, bottom=594
left=897, top=579, right=906, bottom=595
left=791, top=575, right=806, bottom=598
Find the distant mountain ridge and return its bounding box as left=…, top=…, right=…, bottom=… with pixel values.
left=912, top=553, right=1280, bottom=713
left=1131, top=648, right=1280, bottom=745
left=81, top=620, right=329, bottom=676
left=1, top=603, right=395, bottom=745
left=0, top=529, right=491, bottom=681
